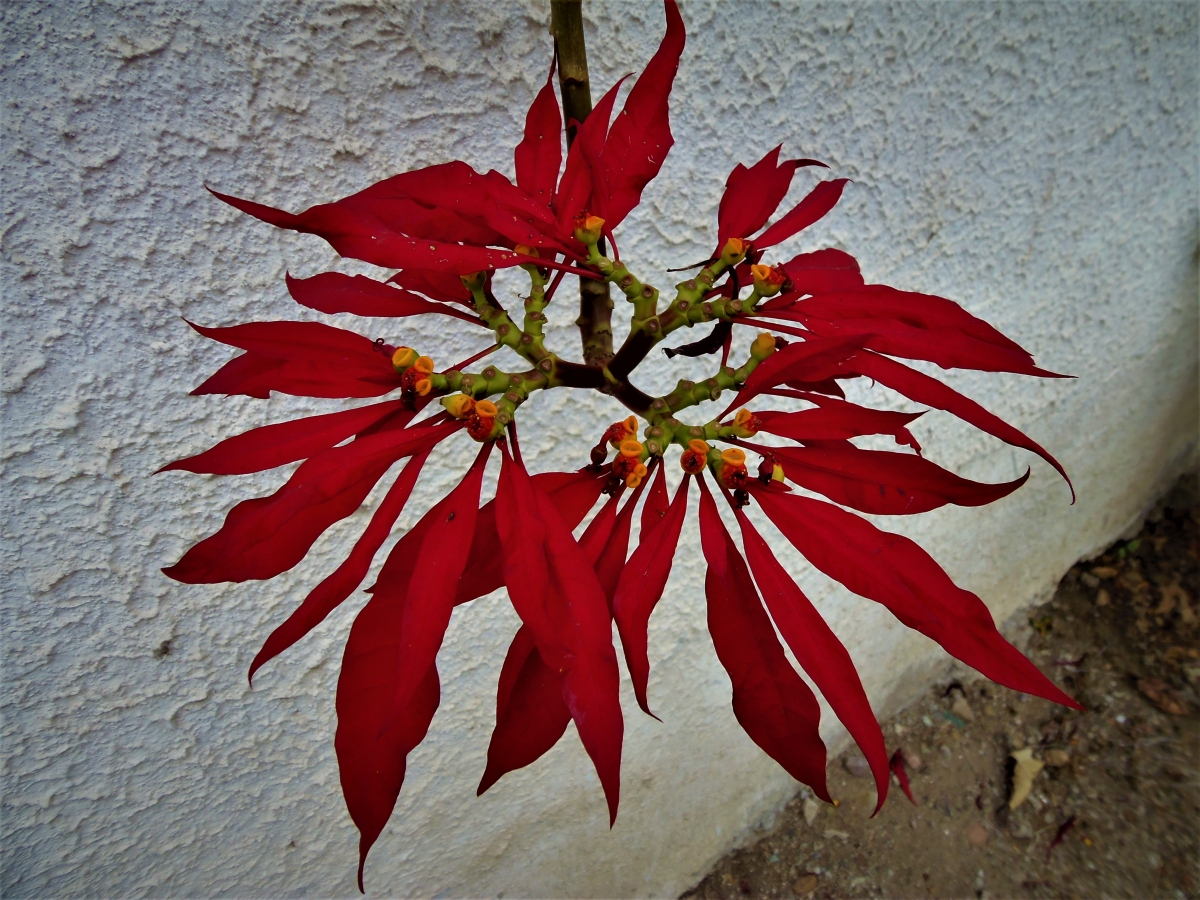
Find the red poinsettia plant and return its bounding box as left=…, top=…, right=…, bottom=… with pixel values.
left=162, top=0, right=1077, bottom=889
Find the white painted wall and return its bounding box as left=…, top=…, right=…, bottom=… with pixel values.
left=2, top=1, right=1196, bottom=896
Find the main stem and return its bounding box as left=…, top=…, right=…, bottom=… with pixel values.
left=550, top=0, right=614, bottom=367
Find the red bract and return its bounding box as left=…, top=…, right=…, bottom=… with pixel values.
left=164, top=0, right=1079, bottom=887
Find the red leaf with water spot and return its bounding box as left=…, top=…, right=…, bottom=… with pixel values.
left=754, top=179, right=849, bottom=249
left=613, top=474, right=691, bottom=716
left=600, top=0, right=686, bottom=228
left=477, top=625, right=572, bottom=795
left=286, top=272, right=483, bottom=324
left=387, top=268, right=473, bottom=307
left=751, top=487, right=1082, bottom=709
left=161, top=400, right=410, bottom=476
left=514, top=61, right=563, bottom=205
left=735, top=506, right=889, bottom=812
left=696, top=477, right=830, bottom=798
left=163, top=420, right=457, bottom=584
left=248, top=449, right=431, bottom=683
left=762, top=443, right=1030, bottom=515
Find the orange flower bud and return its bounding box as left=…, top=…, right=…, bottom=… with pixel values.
left=606, top=416, right=640, bottom=448
left=467, top=414, right=496, bottom=441
left=619, top=439, right=644, bottom=459
left=514, top=243, right=539, bottom=258
left=442, top=394, right=477, bottom=419
left=718, top=447, right=749, bottom=488
left=680, top=447, right=707, bottom=475
left=688, top=439, right=711, bottom=455
left=612, top=454, right=640, bottom=480
left=391, top=346, right=417, bottom=371
left=720, top=237, right=749, bottom=266
left=750, top=263, right=787, bottom=297
left=412, top=355, right=435, bottom=375
left=573, top=212, right=606, bottom=244
left=625, top=462, right=648, bottom=489
left=475, top=399, right=498, bottom=417
left=721, top=448, right=747, bottom=466
left=414, top=377, right=432, bottom=397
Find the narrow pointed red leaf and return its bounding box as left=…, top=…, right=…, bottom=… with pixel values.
left=696, top=478, right=830, bottom=798
left=724, top=335, right=868, bottom=415
left=336, top=585, right=441, bottom=891
left=580, top=489, right=625, bottom=564
left=477, top=625, right=572, bottom=795
left=735, top=507, right=889, bottom=813
left=760, top=443, right=1030, bottom=516
left=163, top=420, right=458, bottom=584
left=161, top=400, right=409, bottom=476
left=751, top=487, right=1082, bottom=710
left=716, top=149, right=829, bottom=250
left=285, top=271, right=483, bottom=324
left=754, top=178, right=849, bottom=249
left=754, top=399, right=923, bottom=451
left=514, top=61, right=563, bottom=205
left=248, top=449, right=431, bottom=683
left=600, top=0, right=686, bottom=228
left=455, top=468, right=608, bottom=606
left=387, top=268, right=474, bottom=307
left=890, top=749, right=916, bottom=804
left=851, top=351, right=1074, bottom=500
left=497, top=446, right=624, bottom=824
left=593, top=481, right=646, bottom=609
left=613, top=474, right=691, bottom=716
left=383, top=444, right=491, bottom=724
left=190, top=352, right=283, bottom=398
left=640, top=459, right=670, bottom=537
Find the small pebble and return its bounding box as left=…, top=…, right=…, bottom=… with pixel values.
left=1096, top=588, right=1111, bottom=607
left=951, top=696, right=976, bottom=722
left=966, top=823, right=989, bottom=846
left=1044, top=748, right=1071, bottom=767
left=843, top=753, right=873, bottom=779
left=792, top=874, right=819, bottom=896
left=802, top=798, right=820, bottom=825
left=901, top=748, right=923, bottom=771
left=1081, top=572, right=1100, bottom=589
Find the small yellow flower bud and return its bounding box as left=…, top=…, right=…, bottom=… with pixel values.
left=442, top=394, right=476, bottom=419
left=772, top=462, right=785, bottom=482
left=720, top=237, right=749, bottom=266
left=750, top=332, right=777, bottom=361
left=573, top=213, right=606, bottom=245
left=624, top=415, right=639, bottom=436
left=459, top=271, right=487, bottom=292
left=414, top=378, right=432, bottom=397
left=626, top=471, right=645, bottom=489
left=475, top=399, right=499, bottom=418
left=391, top=346, right=417, bottom=371
left=733, top=408, right=760, bottom=437
left=750, top=264, right=788, bottom=298
left=619, top=439, right=644, bottom=459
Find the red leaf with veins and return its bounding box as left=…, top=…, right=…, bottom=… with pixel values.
left=696, top=478, right=830, bottom=798
left=751, top=486, right=1082, bottom=709
left=601, top=0, right=686, bottom=229
left=286, top=272, right=483, bottom=324
left=764, top=443, right=1030, bottom=515
left=161, top=399, right=410, bottom=476
left=336, top=578, right=441, bottom=892
left=455, top=468, right=609, bottom=606
left=735, top=507, right=889, bottom=812
left=248, top=449, right=431, bottom=683
left=754, top=400, right=923, bottom=451
left=496, top=446, right=624, bottom=823
left=477, top=625, right=571, bottom=795
left=754, top=178, right=849, bottom=249
left=613, top=474, right=691, bottom=716
left=163, top=420, right=458, bottom=584
left=514, top=60, right=563, bottom=205
left=382, top=444, right=490, bottom=725
left=187, top=319, right=401, bottom=399
left=716, top=147, right=828, bottom=250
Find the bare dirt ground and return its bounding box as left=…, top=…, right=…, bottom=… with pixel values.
left=683, top=475, right=1199, bottom=900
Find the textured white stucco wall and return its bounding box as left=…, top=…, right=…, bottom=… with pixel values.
left=2, top=1, right=1196, bottom=897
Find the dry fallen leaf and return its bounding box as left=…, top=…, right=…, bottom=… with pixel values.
left=1137, top=678, right=1191, bottom=716
left=1009, top=748, right=1045, bottom=809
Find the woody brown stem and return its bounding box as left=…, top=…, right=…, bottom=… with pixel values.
left=551, top=0, right=614, bottom=366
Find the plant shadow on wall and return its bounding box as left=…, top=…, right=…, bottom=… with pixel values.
left=159, top=0, right=1078, bottom=891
